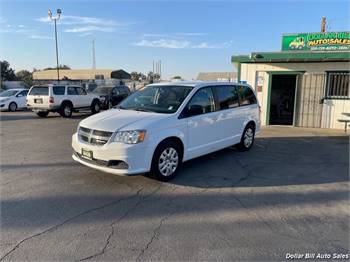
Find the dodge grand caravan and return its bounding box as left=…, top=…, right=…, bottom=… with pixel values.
left=72, top=81, right=260, bottom=181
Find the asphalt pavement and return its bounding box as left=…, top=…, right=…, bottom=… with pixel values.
left=0, top=111, right=349, bottom=261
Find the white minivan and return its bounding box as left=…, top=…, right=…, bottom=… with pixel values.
left=72, top=81, right=260, bottom=181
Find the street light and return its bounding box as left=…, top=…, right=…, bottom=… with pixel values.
left=48, top=9, right=61, bottom=82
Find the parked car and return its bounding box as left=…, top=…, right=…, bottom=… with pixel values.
left=27, top=84, right=101, bottom=118
left=72, top=81, right=260, bottom=181
left=93, top=85, right=131, bottom=109
left=0, top=89, right=29, bottom=112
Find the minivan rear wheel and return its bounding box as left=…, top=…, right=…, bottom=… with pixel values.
left=237, top=124, right=255, bottom=151
left=151, top=140, right=182, bottom=181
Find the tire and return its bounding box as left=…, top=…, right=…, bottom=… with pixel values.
left=36, top=111, right=49, bottom=118
left=91, top=99, right=101, bottom=114
left=237, top=123, right=255, bottom=151
left=60, top=102, right=73, bottom=118
left=150, top=140, right=183, bottom=181
left=8, top=102, right=17, bottom=112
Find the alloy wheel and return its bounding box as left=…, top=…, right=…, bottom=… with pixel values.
left=158, top=147, right=179, bottom=177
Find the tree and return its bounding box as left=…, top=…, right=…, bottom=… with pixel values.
left=130, top=71, right=140, bottom=81
left=1, top=60, right=16, bottom=81
left=131, top=71, right=147, bottom=82
left=172, top=75, right=182, bottom=80
left=16, top=70, right=33, bottom=88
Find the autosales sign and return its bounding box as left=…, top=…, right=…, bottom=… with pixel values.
left=282, top=32, right=350, bottom=51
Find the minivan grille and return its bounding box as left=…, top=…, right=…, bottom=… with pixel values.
left=78, top=126, right=113, bottom=145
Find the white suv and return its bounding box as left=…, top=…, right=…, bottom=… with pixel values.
left=27, top=85, right=101, bottom=117
left=72, top=81, right=260, bottom=181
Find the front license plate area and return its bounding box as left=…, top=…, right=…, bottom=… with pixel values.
left=34, top=98, right=43, bottom=103
left=82, top=149, right=93, bottom=159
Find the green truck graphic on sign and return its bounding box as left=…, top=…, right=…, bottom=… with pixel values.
left=288, top=36, right=305, bottom=50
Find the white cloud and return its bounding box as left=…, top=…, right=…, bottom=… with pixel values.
left=143, top=32, right=207, bottom=38
left=37, top=14, right=128, bottom=34
left=65, top=25, right=115, bottom=33
left=133, top=39, right=233, bottom=49
left=29, top=35, right=53, bottom=40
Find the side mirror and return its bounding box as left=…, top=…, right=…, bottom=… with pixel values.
left=16, top=94, right=23, bottom=97
left=186, top=104, right=203, bottom=117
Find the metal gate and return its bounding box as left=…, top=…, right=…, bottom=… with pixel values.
left=294, top=74, right=326, bottom=128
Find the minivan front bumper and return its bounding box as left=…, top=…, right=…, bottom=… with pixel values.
left=71, top=133, right=151, bottom=175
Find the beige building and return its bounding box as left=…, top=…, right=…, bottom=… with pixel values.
left=33, top=69, right=130, bottom=81
left=197, top=72, right=237, bottom=82
left=232, top=32, right=350, bottom=130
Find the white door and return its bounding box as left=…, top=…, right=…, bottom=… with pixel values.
left=67, top=86, right=80, bottom=108
left=16, top=90, right=29, bottom=108
left=213, top=85, right=242, bottom=146
left=76, top=86, right=91, bottom=107
left=183, top=87, right=221, bottom=159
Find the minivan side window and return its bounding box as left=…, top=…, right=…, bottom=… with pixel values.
left=237, top=85, right=257, bottom=106
left=53, top=86, right=65, bottom=95
left=185, top=87, right=215, bottom=117
left=215, top=85, right=239, bottom=110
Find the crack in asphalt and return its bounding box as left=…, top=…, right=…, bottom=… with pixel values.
left=231, top=193, right=303, bottom=242
left=78, top=184, right=163, bottom=261
left=0, top=186, right=144, bottom=262
left=135, top=187, right=177, bottom=261
left=231, top=157, right=254, bottom=187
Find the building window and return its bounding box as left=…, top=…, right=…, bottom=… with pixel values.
left=326, top=71, right=350, bottom=98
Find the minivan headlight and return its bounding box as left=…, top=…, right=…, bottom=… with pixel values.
left=113, top=130, right=146, bottom=144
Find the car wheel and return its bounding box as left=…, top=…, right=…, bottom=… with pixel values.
left=151, top=140, right=182, bottom=181
left=237, top=124, right=255, bottom=151
left=36, top=111, right=49, bottom=118
left=60, top=102, right=73, bottom=118
left=8, top=102, right=17, bottom=112
left=91, top=99, right=100, bottom=114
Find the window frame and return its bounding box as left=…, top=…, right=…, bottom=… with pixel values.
left=52, top=85, right=66, bottom=96
left=236, top=85, right=257, bottom=107
left=179, top=86, right=217, bottom=119
left=325, top=71, right=350, bottom=99
left=67, top=86, right=78, bottom=95
left=212, top=85, right=240, bottom=111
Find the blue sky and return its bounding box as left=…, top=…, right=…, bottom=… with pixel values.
left=0, top=0, right=349, bottom=79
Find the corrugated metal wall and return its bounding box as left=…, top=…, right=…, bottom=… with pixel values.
left=294, top=74, right=326, bottom=128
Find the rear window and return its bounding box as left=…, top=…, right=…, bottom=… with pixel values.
left=237, top=85, right=257, bottom=105
left=29, top=86, right=49, bottom=96
left=53, top=86, right=65, bottom=95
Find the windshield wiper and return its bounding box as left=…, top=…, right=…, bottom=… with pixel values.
left=133, top=108, right=154, bottom=112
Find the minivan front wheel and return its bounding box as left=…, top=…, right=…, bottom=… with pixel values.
left=237, top=124, right=255, bottom=151
left=151, top=140, right=182, bottom=181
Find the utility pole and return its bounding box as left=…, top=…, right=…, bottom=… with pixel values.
left=321, top=17, right=326, bottom=32
left=48, top=9, right=61, bottom=82
left=92, top=40, right=96, bottom=70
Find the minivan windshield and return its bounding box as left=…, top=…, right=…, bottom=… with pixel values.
left=118, top=85, right=193, bottom=114
left=0, top=90, right=19, bottom=97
